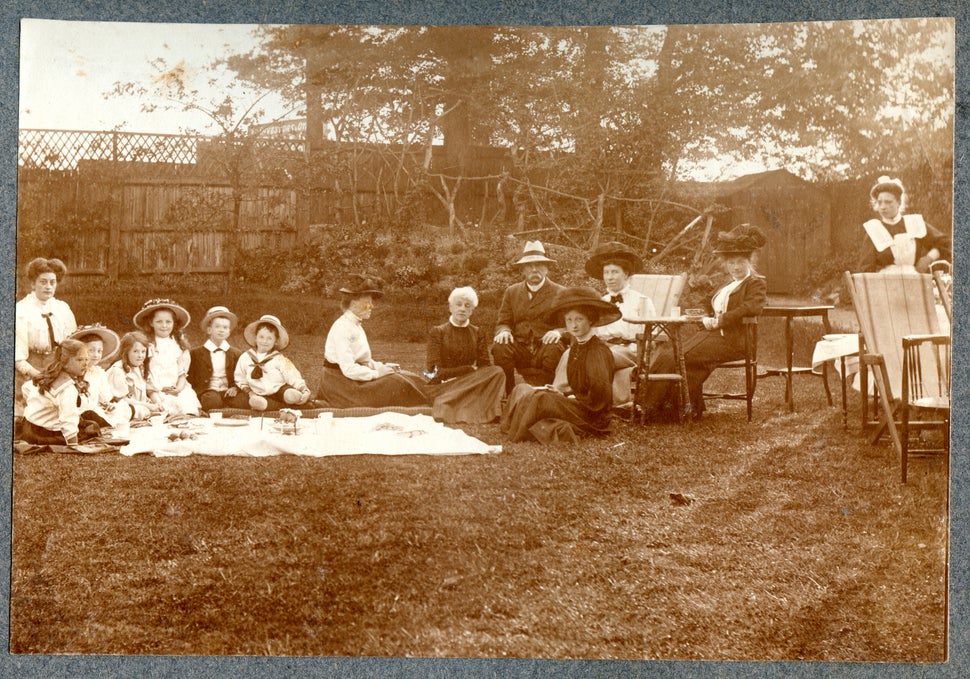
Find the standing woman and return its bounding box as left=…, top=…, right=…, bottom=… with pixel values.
left=424, top=286, right=506, bottom=424
left=501, top=287, right=618, bottom=444
left=316, top=274, right=430, bottom=408
left=15, top=258, right=78, bottom=417
left=639, top=224, right=767, bottom=421
left=859, top=175, right=949, bottom=273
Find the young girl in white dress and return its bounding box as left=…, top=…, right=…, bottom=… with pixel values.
left=106, top=331, right=164, bottom=422
left=133, top=299, right=202, bottom=417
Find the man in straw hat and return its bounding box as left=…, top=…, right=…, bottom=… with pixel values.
left=187, top=305, right=250, bottom=412
left=492, top=241, right=567, bottom=395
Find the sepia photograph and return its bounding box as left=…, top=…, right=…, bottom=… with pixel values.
left=10, top=15, right=953, bottom=663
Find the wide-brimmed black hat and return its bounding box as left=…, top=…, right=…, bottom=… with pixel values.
left=713, top=224, right=767, bottom=256
left=338, top=273, right=385, bottom=298
left=584, top=241, right=644, bottom=279
left=545, top=287, right=623, bottom=328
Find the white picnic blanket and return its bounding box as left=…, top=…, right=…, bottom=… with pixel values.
left=118, top=412, right=501, bottom=457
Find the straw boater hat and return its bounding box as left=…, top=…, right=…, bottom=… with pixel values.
left=584, top=241, right=644, bottom=279
left=69, top=324, right=121, bottom=366
left=133, top=298, right=191, bottom=331
left=200, top=305, right=238, bottom=330
left=338, top=273, right=385, bottom=298
left=869, top=175, right=905, bottom=201
left=712, top=224, right=767, bottom=256
left=244, top=314, right=290, bottom=351
left=513, top=241, right=556, bottom=266
left=545, top=287, right=623, bottom=328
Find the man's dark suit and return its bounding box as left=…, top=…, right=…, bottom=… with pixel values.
left=491, top=278, right=567, bottom=394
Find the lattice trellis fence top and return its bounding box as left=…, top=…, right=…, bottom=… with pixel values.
left=19, top=129, right=204, bottom=170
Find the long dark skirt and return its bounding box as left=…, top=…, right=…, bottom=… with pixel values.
left=316, top=366, right=431, bottom=409
left=501, top=383, right=611, bottom=444
left=425, top=365, right=505, bottom=424
left=639, top=329, right=744, bottom=417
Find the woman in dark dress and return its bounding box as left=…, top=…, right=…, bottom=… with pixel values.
left=316, top=274, right=430, bottom=408
left=501, top=287, right=619, bottom=444
left=639, top=224, right=768, bottom=421
left=424, top=286, right=506, bottom=423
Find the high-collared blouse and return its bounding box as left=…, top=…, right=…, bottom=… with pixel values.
left=324, top=310, right=382, bottom=381
left=15, top=292, right=77, bottom=363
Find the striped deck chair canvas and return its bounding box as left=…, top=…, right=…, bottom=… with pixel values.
left=844, top=272, right=947, bottom=474
left=628, top=273, right=687, bottom=316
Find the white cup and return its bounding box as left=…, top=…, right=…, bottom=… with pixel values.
left=209, top=412, right=223, bottom=423
left=318, top=412, right=334, bottom=432
left=149, top=414, right=164, bottom=428
left=637, top=298, right=650, bottom=318
left=670, top=306, right=681, bottom=318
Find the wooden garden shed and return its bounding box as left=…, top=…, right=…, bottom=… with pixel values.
left=688, top=169, right=832, bottom=294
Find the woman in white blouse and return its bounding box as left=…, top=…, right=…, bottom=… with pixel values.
left=316, top=274, right=430, bottom=408
left=15, top=258, right=78, bottom=417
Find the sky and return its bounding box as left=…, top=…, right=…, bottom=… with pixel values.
left=20, top=19, right=290, bottom=134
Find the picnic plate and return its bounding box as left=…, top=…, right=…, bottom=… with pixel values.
left=213, top=418, right=249, bottom=427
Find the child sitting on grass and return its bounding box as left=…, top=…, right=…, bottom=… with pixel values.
left=20, top=339, right=110, bottom=445
left=187, top=305, right=250, bottom=413
left=69, top=324, right=126, bottom=428
left=106, top=331, right=164, bottom=422
left=133, top=298, right=202, bottom=417
left=234, top=314, right=312, bottom=411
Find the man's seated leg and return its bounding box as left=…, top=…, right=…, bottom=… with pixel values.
left=492, top=340, right=533, bottom=394
left=533, top=340, right=567, bottom=386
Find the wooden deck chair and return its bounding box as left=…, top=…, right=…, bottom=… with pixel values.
left=900, top=334, right=950, bottom=483
left=843, top=272, right=946, bottom=479
left=629, top=273, right=687, bottom=316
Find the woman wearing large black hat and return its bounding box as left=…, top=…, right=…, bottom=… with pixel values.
left=639, top=224, right=768, bottom=421
left=316, top=274, right=430, bottom=408
left=572, top=241, right=656, bottom=406
left=501, top=287, right=619, bottom=444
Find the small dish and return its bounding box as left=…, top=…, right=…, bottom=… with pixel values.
left=214, top=418, right=248, bottom=427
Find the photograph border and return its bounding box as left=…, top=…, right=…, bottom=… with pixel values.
left=2, top=1, right=967, bottom=676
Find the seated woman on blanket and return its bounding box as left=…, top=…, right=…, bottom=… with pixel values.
left=639, top=224, right=767, bottom=422
left=501, top=287, right=618, bottom=444
left=424, top=286, right=505, bottom=424
left=316, top=274, right=430, bottom=409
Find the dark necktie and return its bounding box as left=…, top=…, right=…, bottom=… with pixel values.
left=249, top=352, right=275, bottom=379
left=212, top=347, right=225, bottom=353
left=42, top=312, right=56, bottom=351
left=609, top=294, right=623, bottom=306
left=74, top=377, right=89, bottom=407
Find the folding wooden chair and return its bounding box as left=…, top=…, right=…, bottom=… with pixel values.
left=900, top=334, right=950, bottom=483
left=702, top=316, right=759, bottom=422
left=843, top=272, right=948, bottom=481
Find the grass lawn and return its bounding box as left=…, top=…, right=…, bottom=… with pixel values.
left=9, top=314, right=949, bottom=660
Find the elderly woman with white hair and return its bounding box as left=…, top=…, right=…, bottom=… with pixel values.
left=424, top=286, right=506, bottom=423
